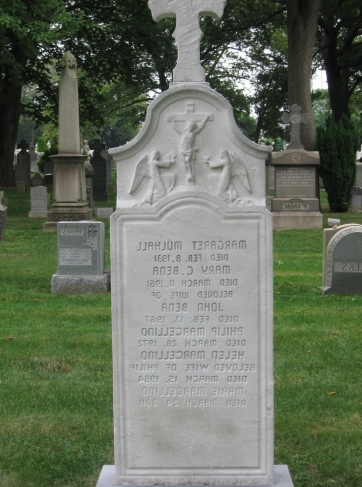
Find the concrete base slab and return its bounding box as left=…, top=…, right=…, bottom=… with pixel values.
left=95, top=466, right=294, bottom=487
left=272, top=211, right=322, bottom=231
left=51, top=271, right=110, bottom=294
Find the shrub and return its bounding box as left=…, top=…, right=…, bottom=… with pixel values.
left=318, top=115, right=359, bottom=212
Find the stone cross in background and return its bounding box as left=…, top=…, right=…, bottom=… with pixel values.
left=148, top=0, right=226, bottom=82
left=281, top=104, right=309, bottom=150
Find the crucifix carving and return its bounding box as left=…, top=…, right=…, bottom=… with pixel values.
left=168, top=102, right=213, bottom=185
left=148, top=0, right=226, bottom=82
left=281, top=104, right=310, bottom=150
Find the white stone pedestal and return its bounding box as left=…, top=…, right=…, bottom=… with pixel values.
left=96, top=465, right=294, bottom=487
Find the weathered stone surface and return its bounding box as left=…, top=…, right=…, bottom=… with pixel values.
left=322, top=224, right=362, bottom=295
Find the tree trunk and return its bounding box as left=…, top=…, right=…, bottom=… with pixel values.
left=0, top=83, right=23, bottom=187
left=286, top=0, right=321, bottom=150
left=319, top=20, right=350, bottom=122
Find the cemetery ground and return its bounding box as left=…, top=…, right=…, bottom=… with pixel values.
left=0, top=181, right=362, bottom=487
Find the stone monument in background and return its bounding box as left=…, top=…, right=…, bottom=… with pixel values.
left=96, top=1, right=293, bottom=486
left=43, top=51, right=92, bottom=232
left=15, top=140, right=31, bottom=192
left=271, top=104, right=322, bottom=230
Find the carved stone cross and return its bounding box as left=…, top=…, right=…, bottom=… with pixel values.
left=18, top=140, right=29, bottom=152
left=148, top=0, right=226, bottom=82
left=281, top=104, right=310, bottom=150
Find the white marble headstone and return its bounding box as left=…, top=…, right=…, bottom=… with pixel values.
left=108, top=82, right=275, bottom=485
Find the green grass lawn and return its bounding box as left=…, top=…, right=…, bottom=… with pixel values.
left=0, top=185, right=361, bottom=487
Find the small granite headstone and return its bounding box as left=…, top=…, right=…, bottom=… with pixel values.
left=51, top=221, right=110, bottom=294
left=0, top=204, right=7, bottom=241
left=96, top=207, right=113, bottom=218
left=29, top=186, right=49, bottom=218
left=322, top=224, right=362, bottom=294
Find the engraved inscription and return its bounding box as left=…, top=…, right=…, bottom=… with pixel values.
left=59, top=248, right=92, bottom=265
left=123, top=229, right=259, bottom=414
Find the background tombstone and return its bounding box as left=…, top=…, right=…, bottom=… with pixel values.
left=29, top=140, right=39, bottom=173
left=86, top=185, right=95, bottom=216
left=322, top=224, right=362, bottom=294
left=51, top=221, right=110, bottom=294
left=29, top=186, right=49, bottom=218
left=0, top=204, right=7, bottom=241
left=15, top=140, right=31, bottom=192
left=32, top=173, right=45, bottom=186
left=43, top=159, right=54, bottom=184
left=96, top=1, right=293, bottom=486
left=90, top=139, right=109, bottom=201
left=271, top=105, right=322, bottom=230
left=96, top=207, right=113, bottom=218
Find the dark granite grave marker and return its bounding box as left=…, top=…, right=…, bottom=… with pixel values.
left=15, top=140, right=31, bottom=192
left=90, top=139, right=108, bottom=201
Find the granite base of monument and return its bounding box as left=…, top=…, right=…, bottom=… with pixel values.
left=51, top=271, right=110, bottom=294
left=95, top=465, right=294, bottom=487
left=272, top=211, right=323, bottom=231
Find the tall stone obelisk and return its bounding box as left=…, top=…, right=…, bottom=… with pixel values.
left=43, top=51, right=92, bottom=232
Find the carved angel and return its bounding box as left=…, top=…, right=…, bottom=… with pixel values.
left=129, top=150, right=176, bottom=206
left=204, top=149, right=251, bottom=204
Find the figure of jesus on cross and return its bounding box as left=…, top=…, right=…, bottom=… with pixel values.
left=168, top=102, right=212, bottom=185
